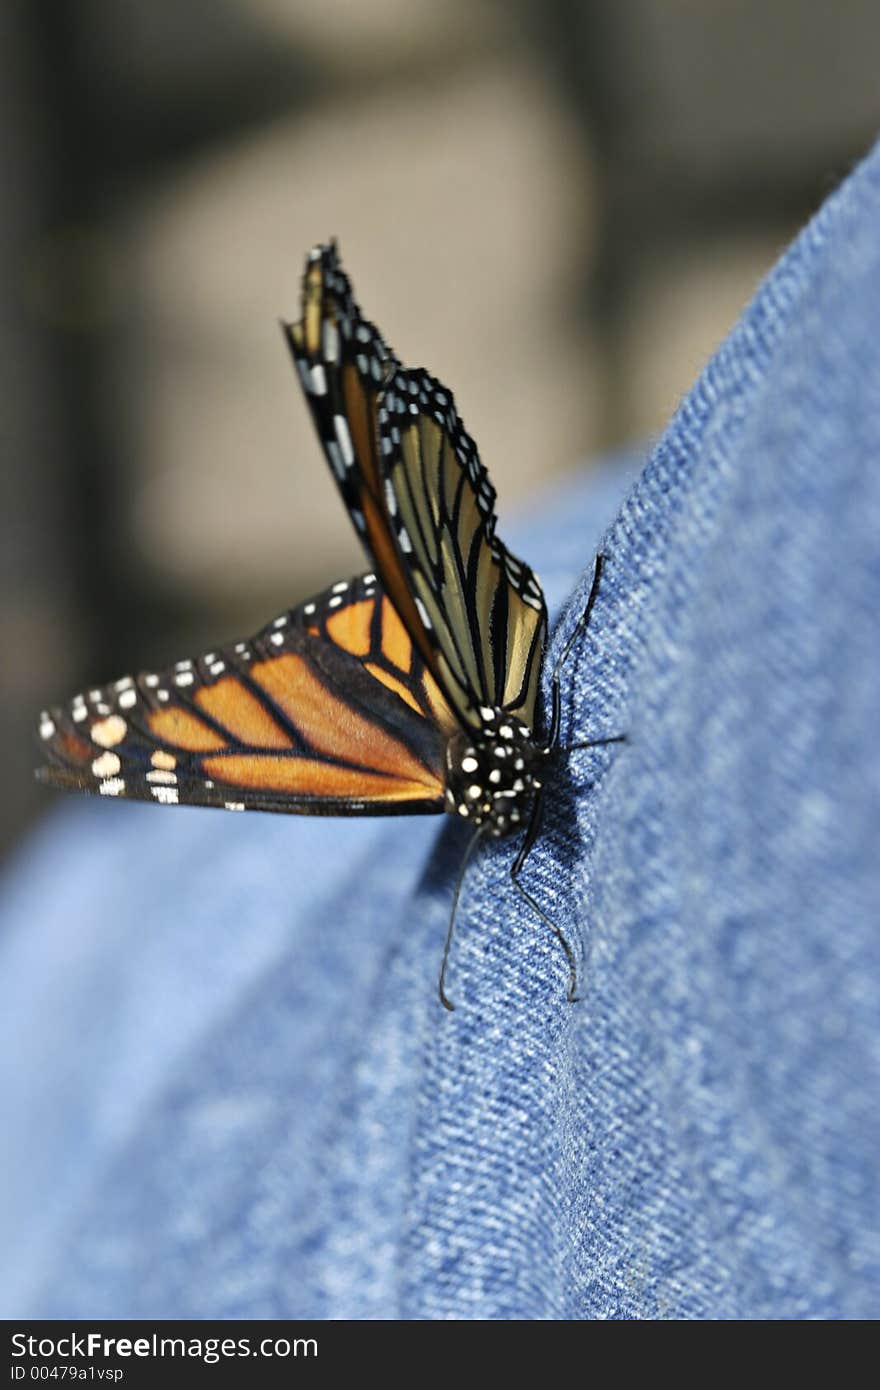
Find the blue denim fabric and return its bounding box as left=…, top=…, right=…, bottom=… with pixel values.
left=2, top=143, right=879, bottom=1321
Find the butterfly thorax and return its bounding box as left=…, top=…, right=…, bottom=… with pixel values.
left=444, top=711, right=541, bottom=839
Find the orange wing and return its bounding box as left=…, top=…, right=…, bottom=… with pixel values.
left=36, top=576, right=451, bottom=817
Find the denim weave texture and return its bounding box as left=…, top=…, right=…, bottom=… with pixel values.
left=1, top=142, right=879, bottom=1320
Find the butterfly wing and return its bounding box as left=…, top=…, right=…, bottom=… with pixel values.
left=283, top=243, right=453, bottom=727
left=36, top=575, right=449, bottom=816
left=285, top=243, right=548, bottom=734
left=377, top=367, right=547, bottom=731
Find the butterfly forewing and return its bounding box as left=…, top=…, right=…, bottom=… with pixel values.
left=282, top=245, right=457, bottom=726
left=37, top=576, right=448, bottom=816
left=285, top=244, right=548, bottom=735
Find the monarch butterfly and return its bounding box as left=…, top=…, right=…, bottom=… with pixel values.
left=36, top=242, right=622, bottom=1007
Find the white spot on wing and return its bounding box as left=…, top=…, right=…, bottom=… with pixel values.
left=333, top=415, right=355, bottom=467
left=322, top=320, right=339, bottom=363
left=91, top=715, right=127, bottom=748
left=92, top=751, right=121, bottom=778
left=326, top=439, right=345, bottom=479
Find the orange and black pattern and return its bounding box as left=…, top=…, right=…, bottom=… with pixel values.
left=37, top=242, right=552, bottom=830
left=37, top=575, right=448, bottom=816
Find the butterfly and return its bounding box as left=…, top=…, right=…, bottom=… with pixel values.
left=36, top=242, right=622, bottom=1007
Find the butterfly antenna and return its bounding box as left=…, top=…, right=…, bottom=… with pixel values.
left=438, top=827, right=485, bottom=1012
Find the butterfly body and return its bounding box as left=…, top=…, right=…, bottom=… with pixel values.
left=444, top=713, right=542, bottom=838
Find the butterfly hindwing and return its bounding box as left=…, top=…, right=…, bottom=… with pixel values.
left=37, top=576, right=448, bottom=816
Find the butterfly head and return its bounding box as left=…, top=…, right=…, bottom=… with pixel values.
left=444, top=709, right=540, bottom=839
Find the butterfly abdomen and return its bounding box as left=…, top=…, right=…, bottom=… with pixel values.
left=443, top=710, right=541, bottom=838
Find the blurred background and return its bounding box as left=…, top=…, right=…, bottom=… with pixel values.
left=2, top=0, right=879, bottom=858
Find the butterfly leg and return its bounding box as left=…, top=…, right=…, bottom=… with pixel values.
left=510, top=788, right=581, bottom=1003
left=438, top=827, right=486, bottom=1012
